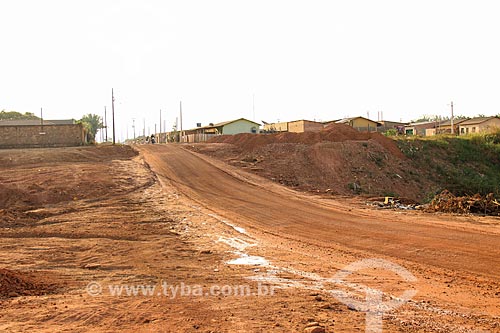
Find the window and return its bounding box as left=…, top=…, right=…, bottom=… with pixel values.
left=461, top=128, right=465, bottom=134
left=472, top=127, right=476, bottom=133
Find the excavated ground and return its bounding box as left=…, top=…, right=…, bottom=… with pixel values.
left=0, top=144, right=499, bottom=332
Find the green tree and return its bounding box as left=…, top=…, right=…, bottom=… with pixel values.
left=78, top=113, right=103, bottom=143
left=411, top=114, right=449, bottom=123
left=0, top=110, right=39, bottom=120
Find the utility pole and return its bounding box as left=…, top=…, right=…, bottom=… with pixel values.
left=132, top=118, right=136, bottom=140
left=143, top=118, right=145, bottom=137
left=112, top=88, right=116, bottom=145
left=104, top=106, right=108, bottom=142
left=450, top=101, right=454, bottom=135
left=159, top=109, right=162, bottom=143
left=180, top=101, right=183, bottom=132
left=40, top=107, right=45, bottom=135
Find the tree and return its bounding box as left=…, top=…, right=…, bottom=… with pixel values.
left=411, top=114, right=449, bottom=123
left=78, top=114, right=103, bottom=143
left=0, top=110, right=39, bottom=120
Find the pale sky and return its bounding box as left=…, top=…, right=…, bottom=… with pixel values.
left=1, top=1, right=499, bottom=141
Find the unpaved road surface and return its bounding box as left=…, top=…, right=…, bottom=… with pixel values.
left=141, top=144, right=500, bottom=332
left=1, top=144, right=499, bottom=332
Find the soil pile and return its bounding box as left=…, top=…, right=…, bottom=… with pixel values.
left=0, top=268, right=58, bottom=298
left=0, top=145, right=154, bottom=230
left=209, top=124, right=404, bottom=159
left=194, top=125, right=433, bottom=200
left=427, top=190, right=500, bottom=215
left=0, top=145, right=146, bottom=211
left=0, top=144, right=137, bottom=167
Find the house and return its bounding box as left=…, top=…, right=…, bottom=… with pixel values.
left=377, top=120, right=407, bottom=133
left=334, top=117, right=380, bottom=132
left=458, top=116, right=500, bottom=135
left=287, top=120, right=324, bottom=133
left=404, top=121, right=435, bottom=136
left=432, top=118, right=469, bottom=135
left=0, top=119, right=87, bottom=148
left=179, top=118, right=260, bottom=143
left=262, top=121, right=288, bottom=132
left=262, top=119, right=324, bottom=133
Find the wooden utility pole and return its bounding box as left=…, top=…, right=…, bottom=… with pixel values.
left=112, top=88, right=116, bottom=144
left=159, top=109, right=162, bottom=143
left=180, top=101, right=183, bottom=132
left=143, top=118, right=145, bottom=137
left=450, top=101, right=454, bottom=135
left=132, top=118, right=136, bottom=140
left=40, top=107, right=44, bottom=134
left=104, top=106, right=108, bottom=142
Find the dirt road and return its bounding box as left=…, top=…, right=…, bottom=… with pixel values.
left=141, top=144, right=500, bottom=278
left=141, top=144, right=500, bottom=332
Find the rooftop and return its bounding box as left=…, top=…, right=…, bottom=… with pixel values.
left=459, top=116, right=499, bottom=126
left=0, top=119, right=75, bottom=126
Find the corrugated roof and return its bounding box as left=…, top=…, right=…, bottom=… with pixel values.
left=0, top=119, right=53, bottom=126
left=336, top=116, right=381, bottom=126
left=192, top=118, right=260, bottom=130
left=438, top=118, right=469, bottom=126
left=459, top=116, right=498, bottom=126
left=406, top=121, right=435, bottom=126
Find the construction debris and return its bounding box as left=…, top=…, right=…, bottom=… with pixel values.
left=366, top=196, right=420, bottom=210
left=427, top=190, right=500, bottom=216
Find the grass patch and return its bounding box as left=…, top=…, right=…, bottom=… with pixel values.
left=396, top=132, right=500, bottom=197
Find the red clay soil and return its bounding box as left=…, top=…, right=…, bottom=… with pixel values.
left=0, top=269, right=59, bottom=298
left=209, top=123, right=404, bottom=159
left=0, top=145, right=141, bottom=211
left=199, top=124, right=435, bottom=200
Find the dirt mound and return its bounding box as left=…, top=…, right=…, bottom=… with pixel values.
left=0, top=144, right=137, bottom=167
left=208, top=124, right=404, bottom=159
left=0, top=145, right=149, bottom=211
left=0, top=268, right=59, bottom=298
left=0, top=184, right=30, bottom=208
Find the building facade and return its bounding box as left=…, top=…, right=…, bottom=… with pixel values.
left=0, top=121, right=87, bottom=148
left=458, top=117, right=500, bottom=135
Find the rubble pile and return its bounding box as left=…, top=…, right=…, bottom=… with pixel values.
left=427, top=190, right=500, bottom=215
left=367, top=197, right=420, bottom=210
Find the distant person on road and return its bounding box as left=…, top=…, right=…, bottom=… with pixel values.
left=151, top=134, right=156, bottom=144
